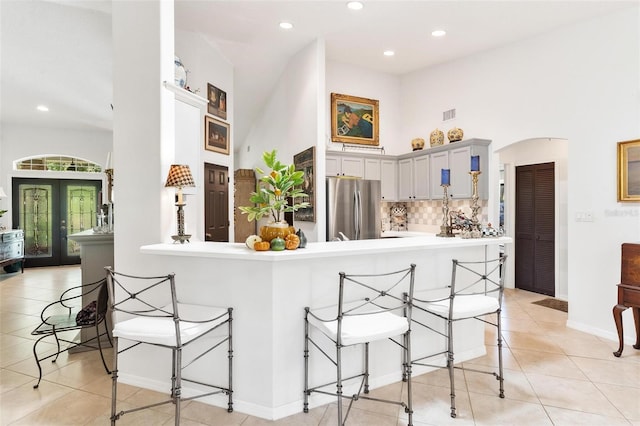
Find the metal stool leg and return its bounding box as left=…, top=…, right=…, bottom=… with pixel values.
left=110, top=337, right=119, bottom=425
left=448, top=317, right=456, bottom=418
left=227, top=308, right=234, bottom=412
left=303, top=310, right=310, bottom=413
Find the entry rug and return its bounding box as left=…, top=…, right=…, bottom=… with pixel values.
left=532, top=298, right=568, bottom=313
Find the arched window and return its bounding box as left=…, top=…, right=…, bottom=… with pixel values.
left=14, top=156, right=102, bottom=172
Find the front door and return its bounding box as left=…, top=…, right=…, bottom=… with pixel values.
left=515, top=163, right=555, bottom=296
left=204, top=163, right=229, bottom=242
left=12, top=178, right=101, bottom=267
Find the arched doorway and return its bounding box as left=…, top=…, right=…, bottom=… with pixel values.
left=496, top=138, right=568, bottom=299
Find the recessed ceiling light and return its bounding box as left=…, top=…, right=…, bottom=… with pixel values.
left=347, top=1, right=364, bottom=10
left=432, top=30, right=446, bottom=37
left=36, top=105, right=49, bottom=112
left=279, top=21, right=293, bottom=30
left=383, top=50, right=395, bottom=57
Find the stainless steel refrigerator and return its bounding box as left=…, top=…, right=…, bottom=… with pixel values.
left=326, top=177, right=381, bottom=241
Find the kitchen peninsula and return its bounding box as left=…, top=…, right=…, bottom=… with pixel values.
left=139, top=235, right=511, bottom=420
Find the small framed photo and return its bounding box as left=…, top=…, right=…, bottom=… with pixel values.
left=330, top=93, right=379, bottom=146
left=207, top=83, right=227, bottom=120
left=204, top=115, right=230, bottom=155
left=618, top=139, right=640, bottom=202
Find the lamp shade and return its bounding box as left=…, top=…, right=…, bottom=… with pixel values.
left=165, top=165, right=195, bottom=188
left=0, top=187, right=6, bottom=198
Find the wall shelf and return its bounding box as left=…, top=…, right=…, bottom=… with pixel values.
left=163, top=81, right=209, bottom=108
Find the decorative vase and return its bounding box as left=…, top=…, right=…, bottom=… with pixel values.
left=411, top=138, right=425, bottom=151
left=259, top=221, right=295, bottom=242
left=174, top=56, right=187, bottom=88
left=447, top=127, right=464, bottom=142
left=430, top=129, right=444, bottom=147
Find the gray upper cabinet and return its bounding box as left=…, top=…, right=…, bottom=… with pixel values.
left=326, top=154, right=364, bottom=177
left=448, top=142, right=489, bottom=199
left=398, top=155, right=429, bottom=201
left=326, top=139, right=490, bottom=201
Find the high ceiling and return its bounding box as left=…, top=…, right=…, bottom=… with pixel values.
left=1, top=1, right=636, bottom=145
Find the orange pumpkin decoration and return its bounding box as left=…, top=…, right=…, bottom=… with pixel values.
left=254, top=241, right=271, bottom=251
left=285, top=234, right=300, bottom=250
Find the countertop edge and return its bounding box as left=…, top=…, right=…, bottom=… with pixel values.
left=140, top=236, right=512, bottom=262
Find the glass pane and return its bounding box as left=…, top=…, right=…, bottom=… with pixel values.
left=19, top=184, right=52, bottom=258
left=66, top=185, right=98, bottom=256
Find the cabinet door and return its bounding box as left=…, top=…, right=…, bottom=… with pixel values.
left=414, top=155, right=430, bottom=200
left=364, top=158, right=381, bottom=180
left=450, top=146, right=472, bottom=198
left=429, top=151, right=449, bottom=198
left=380, top=160, right=397, bottom=201
left=341, top=157, right=364, bottom=177
left=397, top=159, right=414, bottom=201
left=326, top=156, right=340, bottom=176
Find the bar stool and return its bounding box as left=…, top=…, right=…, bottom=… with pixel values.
left=304, top=264, right=416, bottom=425
left=411, top=254, right=507, bottom=418
left=105, top=267, right=233, bottom=425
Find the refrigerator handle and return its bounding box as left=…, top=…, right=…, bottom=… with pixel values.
left=355, top=190, right=362, bottom=240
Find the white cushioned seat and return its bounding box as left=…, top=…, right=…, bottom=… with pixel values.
left=308, top=310, right=409, bottom=346
left=113, top=303, right=229, bottom=347
left=414, top=292, right=499, bottom=320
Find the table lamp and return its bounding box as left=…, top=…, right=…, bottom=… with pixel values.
left=164, top=164, right=195, bottom=243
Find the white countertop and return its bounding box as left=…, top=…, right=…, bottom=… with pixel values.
left=141, top=235, right=511, bottom=262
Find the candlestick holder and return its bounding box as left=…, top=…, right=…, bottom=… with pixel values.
left=437, top=184, right=454, bottom=237
left=469, top=171, right=482, bottom=234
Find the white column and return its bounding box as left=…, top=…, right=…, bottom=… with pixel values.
left=112, top=0, right=176, bottom=274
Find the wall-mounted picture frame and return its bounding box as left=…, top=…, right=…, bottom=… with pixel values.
left=204, top=115, right=230, bottom=155
left=207, top=83, right=227, bottom=120
left=293, top=146, right=315, bottom=222
left=618, top=139, right=640, bottom=202
left=330, top=93, right=379, bottom=146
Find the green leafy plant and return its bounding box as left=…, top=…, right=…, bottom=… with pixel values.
left=238, top=150, right=310, bottom=223
left=0, top=210, right=6, bottom=217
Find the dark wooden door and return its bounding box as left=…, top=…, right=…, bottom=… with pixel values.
left=515, top=163, right=555, bottom=296
left=204, top=163, right=229, bottom=242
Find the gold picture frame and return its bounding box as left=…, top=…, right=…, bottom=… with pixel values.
left=330, top=93, right=379, bottom=146
left=617, top=139, right=640, bottom=202
left=204, top=115, right=230, bottom=155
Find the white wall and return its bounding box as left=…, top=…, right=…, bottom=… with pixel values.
left=0, top=125, right=112, bottom=227
left=326, top=61, right=402, bottom=155
left=175, top=30, right=235, bottom=240
left=238, top=39, right=325, bottom=242
left=401, top=7, right=640, bottom=341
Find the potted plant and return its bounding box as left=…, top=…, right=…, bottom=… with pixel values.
left=239, top=149, right=310, bottom=241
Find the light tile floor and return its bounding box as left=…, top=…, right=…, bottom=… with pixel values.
left=1, top=266, right=640, bottom=425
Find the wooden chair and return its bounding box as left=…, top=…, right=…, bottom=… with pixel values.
left=31, top=278, right=111, bottom=388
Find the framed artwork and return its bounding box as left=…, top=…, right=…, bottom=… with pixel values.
left=204, top=115, right=230, bottom=155
left=618, top=139, right=640, bottom=202
left=330, top=93, right=379, bottom=146
left=207, top=83, right=227, bottom=120
left=293, top=146, right=315, bottom=222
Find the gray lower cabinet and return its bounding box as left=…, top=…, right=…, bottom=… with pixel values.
left=0, top=230, right=25, bottom=272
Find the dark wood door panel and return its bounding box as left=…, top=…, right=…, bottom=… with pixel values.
left=204, top=163, right=229, bottom=242
left=515, top=163, right=555, bottom=296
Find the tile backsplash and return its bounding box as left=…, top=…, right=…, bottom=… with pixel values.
left=381, top=199, right=489, bottom=231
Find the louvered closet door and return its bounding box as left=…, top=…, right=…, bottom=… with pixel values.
left=515, top=163, right=555, bottom=296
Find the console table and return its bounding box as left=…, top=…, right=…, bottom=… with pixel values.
left=613, top=242, right=640, bottom=357
left=0, top=229, right=24, bottom=273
